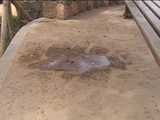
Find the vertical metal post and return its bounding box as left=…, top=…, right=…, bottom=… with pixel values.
left=0, top=0, right=12, bottom=55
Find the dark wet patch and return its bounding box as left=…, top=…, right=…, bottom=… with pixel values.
left=19, top=45, right=44, bottom=63
left=46, top=46, right=84, bottom=58
left=89, top=47, right=109, bottom=55
left=108, top=55, right=128, bottom=70
left=20, top=45, right=131, bottom=75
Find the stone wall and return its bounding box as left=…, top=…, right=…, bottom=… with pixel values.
left=42, top=1, right=57, bottom=18
left=56, top=2, right=73, bottom=19
left=20, top=0, right=42, bottom=19
left=20, top=0, right=124, bottom=20
left=109, top=0, right=125, bottom=5
left=43, top=0, right=110, bottom=20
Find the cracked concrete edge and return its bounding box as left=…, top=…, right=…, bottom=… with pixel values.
left=0, top=19, right=41, bottom=83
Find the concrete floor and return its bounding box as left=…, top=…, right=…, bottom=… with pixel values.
left=0, top=5, right=160, bottom=120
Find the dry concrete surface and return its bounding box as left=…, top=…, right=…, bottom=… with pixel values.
left=0, top=5, right=160, bottom=120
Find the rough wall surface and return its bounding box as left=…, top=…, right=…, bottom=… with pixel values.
left=42, top=1, right=57, bottom=18
left=19, top=0, right=124, bottom=20
left=20, top=0, right=42, bottom=19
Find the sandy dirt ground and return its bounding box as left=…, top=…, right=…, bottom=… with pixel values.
left=0, top=5, right=160, bottom=120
